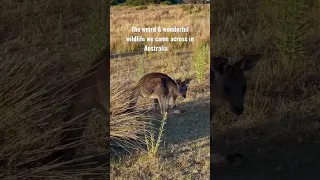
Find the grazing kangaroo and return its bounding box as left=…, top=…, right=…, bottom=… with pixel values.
left=210, top=54, right=262, bottom=165
left=210, top=54, right=262, bottom=118
left=126, top=72, right=191, bottom=114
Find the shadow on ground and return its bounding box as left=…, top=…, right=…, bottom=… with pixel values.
left=111, top=98, right=210, bottom=156
left=148, top=98, right=210, bottom=146
left=211, top=116, right=320, bottom=180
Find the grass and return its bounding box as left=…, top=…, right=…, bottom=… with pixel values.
left=110, top=4, right=209, bottom=53
left=211, top=0, right=320, bottom=179
left=145, top=112, right=168, bottom=157
left=136, top=54, right=145, bottom=80
left=110, top=52, right=210, bottom=179
left=3, top=0, right=319, bottom=179
left=193, top=43, right=209, bottom=83
left=272, top=0, right=309, bottom=73
left=0, top=0, right=109, bottom=179
left=110, top=4, right=210, bottom=177
left=136, top=5, right=148, bottom=10
left=110, top=79, right=152, bottom=153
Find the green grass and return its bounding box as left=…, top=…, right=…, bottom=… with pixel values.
left=145, top=112, right=168, bottom=157
left=193, top=43, right=209, bottom=83
left=272, top=0, right=309, bottom=72
left=136, top=5, right=148, bottom=10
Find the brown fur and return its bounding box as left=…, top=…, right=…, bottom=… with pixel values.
left=126, top=72, right=191, bottom=114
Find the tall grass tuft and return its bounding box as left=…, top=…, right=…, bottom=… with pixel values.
left=0, top=0, right=110, bottom=179
left=137, top=55, right=146, bottom=80
left=110, top=79, right=152, bottom=153
left=271, top=0, right=309, bottom=73
left=145, top=112, right=167, bottom=157
left=0, top=48, right=110, bottom=178
left=193, top=43, right=209, bottom=83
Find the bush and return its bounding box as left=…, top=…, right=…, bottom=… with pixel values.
left=136, top=5, right=148, bottom=9
left=193, top=43, right=209, bottom=83
left=111, top=0, right=126, bottom=5
left=161, top=1, right=173, bottom=5
left=120, top=0, right=178, bottom=6
left=111, top=0, right=120, bottom=5
left=125, top=0, right=154, bottom=6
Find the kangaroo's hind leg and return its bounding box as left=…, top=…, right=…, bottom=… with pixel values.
left=152, top=99, right=160, bottom=112
left=158, top=96, right=166, bottom=114
left=165, top=96, right=170, bottom=112
left=172, top=95, right=177, bottom=109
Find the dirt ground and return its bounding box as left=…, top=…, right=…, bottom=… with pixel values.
left=110, top=51, right=210, bottom=179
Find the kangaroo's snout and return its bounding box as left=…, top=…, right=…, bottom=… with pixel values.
left=182, top=95, right=186, bottom=98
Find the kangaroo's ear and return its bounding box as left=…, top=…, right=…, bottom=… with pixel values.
left=235, top=54, right=262, bottom=71
left=184, top=78, right=192, bottom=84
left=175, top=79, right=182, bottom=85
left=211, top=57, right=229, bottom=75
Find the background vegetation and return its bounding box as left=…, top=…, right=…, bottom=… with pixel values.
left=211, top=0, right=320, bottom=179
left=111, top=0, right=183, bottom=6
left=110, top=5, right=209, bottom=53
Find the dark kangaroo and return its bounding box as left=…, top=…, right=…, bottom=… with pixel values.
left=39, top=47, right=109, bottom=166
left=210, top=54, right=262, bottom=165
left=126, top=72, right=191, bottom=114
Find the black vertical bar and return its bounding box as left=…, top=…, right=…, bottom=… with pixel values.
left=106, top=0, right=111, bottom=178
left=210, top=0, right=214, bottom=179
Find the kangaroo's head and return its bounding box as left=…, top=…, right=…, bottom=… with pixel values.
left=211, top=54, right=262, bottom=116
left=175, top=78, right=192, bottom=98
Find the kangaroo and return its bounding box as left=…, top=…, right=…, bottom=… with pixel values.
left=126, top=72, right=191, bottom=114
left=210, top=54, right=262, bottom=165
left=39, top=47, right=109, bottom=165
left=210, top=54, right=262, bottom=119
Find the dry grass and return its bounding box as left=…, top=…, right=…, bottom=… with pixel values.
left=111, top=137, right=210, bottom=179
left=211, top=0, right=320, bottom=179
left=110, top=51, right=210, bottom=108
left=110, top=4, right=210, bottom=53
left=110, top=4, right=210, bottom=178
left=0, top=0, right=108, bottom=179
left=110, top=79, right=153, bottom=152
